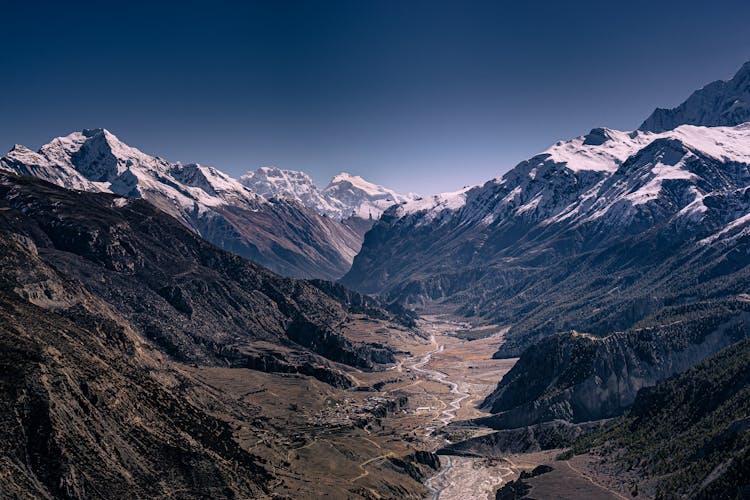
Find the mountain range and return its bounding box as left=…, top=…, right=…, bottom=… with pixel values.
left=3, top=58, right=750, bottom=499
left=241, top=166, right=417, bottom=220
left=343, top=63, right=750, bottom=358
left=0, top=131, right=410, bottom=281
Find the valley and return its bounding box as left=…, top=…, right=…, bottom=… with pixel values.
left=2, top=38, right=750, bottom=498
left=333, top=315, right=633, bottom=500
left=174, top=314, right=521, bottom=498
left=360, top=316, right=521, bottom=499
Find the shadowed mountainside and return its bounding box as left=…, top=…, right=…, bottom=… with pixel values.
left=570, top=338, right=750, bottom=499
left=476, top=299, right=750, bottom=429
left=0, top=172, right=409, bottom=386
left=0, top=291, right=272, bottom=498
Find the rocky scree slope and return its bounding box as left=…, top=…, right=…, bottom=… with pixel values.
left=0, top=129, right=363, bottom=280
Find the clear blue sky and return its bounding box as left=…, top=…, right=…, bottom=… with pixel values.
left=2, top=0, right=750, bottom=194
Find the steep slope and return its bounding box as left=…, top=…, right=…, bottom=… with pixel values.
left=0, top=291, right=271, bottom=498
left=343, top=121, right=750, bottom=354
left=640, top=61, right=750, bottom=132
left=0, top=172, right=407, bottom=386
left=0, top=129, right=363, bottom=280
left=476, top=299, right=750, bottom=429
left=241, top=166, right=417, bottom=220
left=570, top=338, right=750, bottom=499
left=0, top=173, right=432, bottom=499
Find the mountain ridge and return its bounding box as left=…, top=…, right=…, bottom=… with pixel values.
left=640, top=60, right=750, bottom=132
left=343, top=61, right=750, bottom=367
left=240, top=165, right=417, bottom=220
left=0, top=129, right=367, bottom=280
left=0, top=171, right=410, bottom=384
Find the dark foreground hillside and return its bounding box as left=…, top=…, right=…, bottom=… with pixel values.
left=0, top=172, right=406, bottom=385
left=571, top=339, right=750, bottom=499
left=0, top=291, right=271, bottom=498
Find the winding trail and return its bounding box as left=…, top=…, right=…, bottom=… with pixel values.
left=351, top=452, right=395, bottom=482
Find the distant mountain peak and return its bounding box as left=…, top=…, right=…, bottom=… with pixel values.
left=241, top=167, right=417, bottom=220
left=639, top=60, right=750, bottom=132
left=582, top=127, right=614, bottom=146
left=242, top=166, right=317, bottom=189
left=329, top=171, right=363, bottom=184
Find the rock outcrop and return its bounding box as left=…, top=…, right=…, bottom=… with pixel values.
left=478, top=300, right=750, bottom=428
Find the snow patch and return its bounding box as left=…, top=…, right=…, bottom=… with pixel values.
left=539, top=124, right=750, bottom=173
left=625, top=161, right=696, bottom=205
left=397, top=186, right=474, bottom=216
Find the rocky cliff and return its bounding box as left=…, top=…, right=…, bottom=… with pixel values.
left=570, top=338, right=750, bottom=498
left=477, top=300, right=750, bottom=429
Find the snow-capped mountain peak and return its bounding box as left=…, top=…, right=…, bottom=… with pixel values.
left=0, top=129, right=368, bottom=280
left=240, top=166, right=340, bottom=216
left=364, top=122, right=750, bottom=243
left=0, top=128, right=265, bottom=218
left=542, top=127, right=648, bottom=172
left=40, top=128, right=159, bottom=176
left=327, top=171, right=418, bottom=199
left=240, top=167, right=417, bottom=220
left=393, top=186, right=475, bottom=218
left=169, top=162, right=262, bottom=206
left=323, top=171, right=417, bottom=219
left=327, top=172, right=385, bottom=195
left=241, top=166, right=320, bottom=199
left=538, top=124, right=750, bottom=175
left=639, top=60, right=750, bottom=132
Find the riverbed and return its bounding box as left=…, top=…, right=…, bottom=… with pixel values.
left=394, top=316, right=518, bottom=500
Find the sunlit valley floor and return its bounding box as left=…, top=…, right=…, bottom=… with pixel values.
left=180, top=314, right=522, bottom=499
